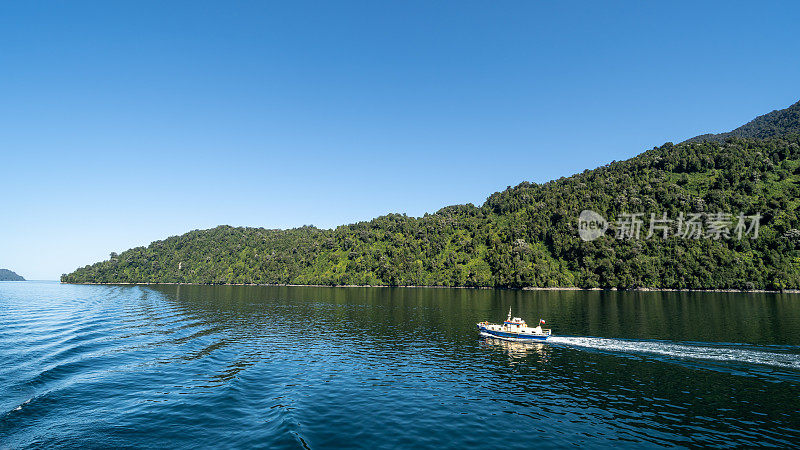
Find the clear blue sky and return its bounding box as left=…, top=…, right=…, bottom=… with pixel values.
left=2, top=1, right=799, bottom=280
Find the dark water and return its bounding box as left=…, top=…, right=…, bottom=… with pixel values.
left=2, top=282, right=800, bottom=448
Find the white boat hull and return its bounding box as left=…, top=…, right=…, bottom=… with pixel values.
left=477, top=324, right=551, bottom=341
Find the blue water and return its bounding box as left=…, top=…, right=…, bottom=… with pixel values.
left=1, top=282, right=799, bottom=447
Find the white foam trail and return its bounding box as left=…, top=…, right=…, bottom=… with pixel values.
left=10, top=398, right=31, bottom=413
left=548, top=336, right=800, bottom=370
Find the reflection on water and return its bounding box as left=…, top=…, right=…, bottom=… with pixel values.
left=1, top=282, right=799, bottom=448
left=480, top=336, right=551, bottom=362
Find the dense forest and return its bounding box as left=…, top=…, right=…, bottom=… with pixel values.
left=685, top=100, right=800, bottom=144
left=0, top=269, right=25, bottom=281
left=63, top=101, right=800, bottom=290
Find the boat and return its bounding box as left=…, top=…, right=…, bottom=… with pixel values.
left=477, top=308, right=551, bottom=341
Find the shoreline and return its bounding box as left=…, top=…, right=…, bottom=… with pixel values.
left=60, top=281, right=800, bottom=294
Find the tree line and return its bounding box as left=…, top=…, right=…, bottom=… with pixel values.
left=62, top=133, right=800, bottom=290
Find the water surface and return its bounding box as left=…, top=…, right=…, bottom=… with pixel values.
left=1, top=282, right=799, bottom=447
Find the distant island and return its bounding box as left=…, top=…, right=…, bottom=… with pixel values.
left=63, top=100, right=800, bottom=290
left=0, top=269, right=25, bottom=281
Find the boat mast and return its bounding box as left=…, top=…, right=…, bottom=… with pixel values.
left=507, top=307, right=512, bottom=321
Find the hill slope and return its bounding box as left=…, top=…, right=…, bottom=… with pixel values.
left=0, top=269, right=25, bottom=281
left=684, top=100, right=800, bottom=144
left=63, top=102, right=800, bottom=290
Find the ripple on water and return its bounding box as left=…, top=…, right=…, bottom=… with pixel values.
left=1, top=282, right=799, bottom=448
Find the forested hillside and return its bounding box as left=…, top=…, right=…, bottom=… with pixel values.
left=63, top=102, right=800, bottom=290
left=684, top=100, right=800, bottom=144
left=0, top=269, right=25, bottom=281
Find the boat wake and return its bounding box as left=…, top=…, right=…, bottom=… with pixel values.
left=547, top=335, right=800, bottom=372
